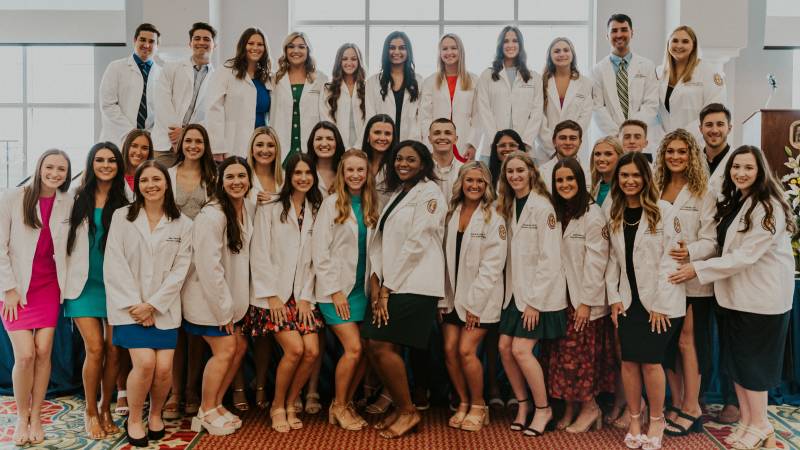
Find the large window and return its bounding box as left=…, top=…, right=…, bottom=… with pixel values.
left=0, top=46, right=94, bottom=189
left=292, top=0, right=593, bottom=78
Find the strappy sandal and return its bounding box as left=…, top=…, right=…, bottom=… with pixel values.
left=255, top=386, right=269, bottom=410
left=624, top=411, right=646, bottom=449
left=664, top=409, right=702, bottom=436
left=305, top=392, right=322, bottom=415
left=509, top=398, right=530, bottom=431
left=724, top=424, right=746, bottom=445
left=366, top=392, right=393, bottom=414
left=347, top=402, right=368, bottom=427
left=641, top=415, right=666, bottom=450
left=731, top=425, right=777, bottom=450
left=163, top=393, right=181, bottom=420
left=114, top=390, right=129, bottom=416
left=523, top=404, right=552, bottom=437
left=190, top=407, right=236, bottom=436
left=286, top=405, right=303, bottom=430
left=448, top=403, right=470, bottom=428
left=232, top=388, right=249, bottom=412
left=328, top=401, right=363, bottom=431
left=378, top=411, right=421, bottom=439
left=269, top=408, right=290, bottom=433
left=217, top=405, right=242, bottom=429
left=460, top=405, right=489, bottom=432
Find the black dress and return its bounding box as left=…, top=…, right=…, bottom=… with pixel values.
left=617, top=207, right=683, bottom=363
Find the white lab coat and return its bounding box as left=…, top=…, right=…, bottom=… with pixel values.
left=434, top=158, right=463, bottom=205
left=181, top=202, right=254, bottom=326
left=605, top=200, right=686, bottom=318
left=245, top=174, right=281, bottom=210
left=99, top=55, right=161, bottom=148
left=656, top=60, right=726, bottom=145
left=0, top=188, right=72, bottom=304
left=311, top=193, right=373, bottom=303
left=204, top=66, right=269, bottom=157
left=504, top=192, right=565, bottom=312
left=365, top=72, right=425, bottom=142
left=538, top=74, right=594, bottom=161
left=694, top=197, right=794, bottom=315
left=250, top=198, right=316, bottom=307
left=103, top=206, right=193, bottom=329
left=152, top=58, right=215, bottom=151
left=476, top=67, right=544, bottom=161
left=369, top=180, right=445, bottom=297
left=420, top=72, right=480, bottom=151
left=592, top=53, right=659, bottom=141
left=319, top=81, right=366, bottom=149
left=270, top=72, right=328, bottom=163
left=441, top=204, right=506, bottom=323
left=706, top=145, right=733, bottom=194
left=561, top=205, right=610, bottom=320
left=662, top=185, right=718, bottom=297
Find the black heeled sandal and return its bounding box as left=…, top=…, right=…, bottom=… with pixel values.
left=125, top=420, right=149, bottom=448
left=664, top=410, right=703, bottom=436
left=509, top=399, right=530, bottom=431
left=523, top=404, right=552, bottom=437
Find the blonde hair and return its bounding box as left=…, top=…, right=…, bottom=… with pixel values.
left=589, top=136, right=623, bottom=197
left=608, top=152, right=661, bottom=234
left=275, top=31, right=317, bottom=83
left=435, top=33, right=472, bottom=91
left=653, top=128, right=708, bottom=197
left=333, top=149, right=378, bottom=228
left=246, top=126, right=284, bottom=188
left=663, top=25, right=700, bottom=85
left=496, top=151, right=550, bottom=220
left=445, top=161, right=495, bottom=226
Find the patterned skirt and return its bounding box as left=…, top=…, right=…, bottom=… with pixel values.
left=542, top=305, right=618, bottom=402
left=241, top=297, right=324, bottom=336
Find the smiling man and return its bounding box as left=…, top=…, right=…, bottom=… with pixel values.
left=539, top=120, right=587, bottom=192
left=429, top=118, right=463, bottom=204
left=99, top=23, right=161, bottom=148
left=153, top=22, right=217, bottom=168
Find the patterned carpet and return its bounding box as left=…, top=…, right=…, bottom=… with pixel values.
left=2, top=396, right=800, bottom=449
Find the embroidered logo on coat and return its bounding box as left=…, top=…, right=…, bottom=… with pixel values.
left=673, top=217, right=681, bottom=234
left=601, top=225, right=610, bottom=241
left=427, top=199, right=437, bottom=214
left=713, top=73, right=724, bottom=86
left=498, top=224, right=507, bottom=240
left=547, top=213, right=557, bottom=230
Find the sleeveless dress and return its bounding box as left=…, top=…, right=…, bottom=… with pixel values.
left=64, top=208, right=107, bottom=318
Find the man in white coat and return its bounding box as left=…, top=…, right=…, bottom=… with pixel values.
left=429, top=118, right=463, bottom=205
left=152, top=22, right=216, bottom=167
left=699, top=102, right=733, bottom=193
left=539, top=120, right=587, bottom=192
left=592, top=14, right=658, bottom=153
left=99, top=23, right=161, bottom=148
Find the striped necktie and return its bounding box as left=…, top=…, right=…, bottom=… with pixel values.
left=136, top=63, right=151, bottom=129
left=616, top=58, right=629, bottom=120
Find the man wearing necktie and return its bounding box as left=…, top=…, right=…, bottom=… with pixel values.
left=99, top=23, right=161, bottom=149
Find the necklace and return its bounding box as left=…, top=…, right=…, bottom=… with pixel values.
left=622, top=217, right=640, bottom=227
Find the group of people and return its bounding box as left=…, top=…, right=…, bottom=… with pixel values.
left=0, top=11, right=793, bottom=450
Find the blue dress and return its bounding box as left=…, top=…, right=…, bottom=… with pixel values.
left=254, top=78, right=271, bottom=128
left=64, top=208, right=107, bottom=318
left=320, top=195, right=368, bottom=325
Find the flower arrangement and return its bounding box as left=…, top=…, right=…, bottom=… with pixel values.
left=782, top=145, right=800, bottom=272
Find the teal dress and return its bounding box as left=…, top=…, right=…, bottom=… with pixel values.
left=65, top=208, right=107, bottom=318
left=319, top=196, right=368, bottom=324
left=596, top=181, right=610, bottom=206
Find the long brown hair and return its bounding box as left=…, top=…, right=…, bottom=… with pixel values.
left=175, top=123, right=217, bottom=197
left=608, top=152, right=661, bottom=233
left=121, top=129, right=153, bottom=175
left=275, top=32, right=317, bottom=84
left=663, top=25, right=700, bottom=85
left=274, top=153, right=322, bottom=223
left=214, top=156, right=252, bottom=253
left=226, top=27, right=271, bottom=83
left=333, top=149, right=378, bottom=228
left=541, top=37, right=580, bottom=111
left=126, top=161, right=181, bottom=222
left=326, top=43, right=366, bottom=121
left=23, top=149, right=72, bottom=229
left=496, top=151, right=549, bottom=220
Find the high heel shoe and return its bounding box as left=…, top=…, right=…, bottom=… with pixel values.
left=365, top=392, right=393, bottom=414
left=305, top=392, right=322, bottom=415
left=523, top=404, right=552, bottom=437
left=232, top=388, right=249, bottom=412
left=147, top=425, right=166, bottom=441
left=566, top=407, right=603, bottom=433
left=731, top=425, right=777, bottom=450
left=190, top=407, right=236, bottom=436
left=347, top=402, right=368, bottom=427
left=623, top=412, right=646, bottom=449
left=460, top=405, right=489, bottom=432
left=509, top=398, right=530, bottom=431
left=255, top=386, right=269, bottom=410
left=286, top=404, right=303, bottom=430
left=329, top=401, right=363, bottom=431
left=724, top=424, right=746, bottom=445
left=642, top=415, right=666, bottom=450
left=125, top=420, right=149, bottom=448
left=269, top=408, right=290, bottom=433
left=448, top=403, right=469, bottom=428
left=379, top=411, right=421, bottom=439
left=664, top=409, right=703, bottom=436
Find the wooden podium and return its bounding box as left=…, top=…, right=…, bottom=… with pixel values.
left=742, top=109, right=800, bottom=179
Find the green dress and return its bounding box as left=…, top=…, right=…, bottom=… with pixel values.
left=64, top=208, right=107, bottom=318
left=284, top=83, right=304, bottom=167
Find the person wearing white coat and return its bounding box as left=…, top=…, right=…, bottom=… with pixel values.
left=698, top=103, right=734, bottom=194
left=495, top=151, right=565, bottom=438
left=538, top=120, right=589, bottom=193
left=204, top=28, right=272, bottom=159
left=363, top=142, right=445, bottom=438
left=429, top=118, right=464, bottom=205
left=438, top=161, right=506, bottom=433
left=270, top=32, right=328, bottom=165
left=103, top=160, right=192, bottom=447
left=0, top=149, right=72, bottom=447
left=656, top=26, right=727, bottom=147
left=63, top=143, right=129, bottom=440
left=152, top=22, right=217, bottom=167
left=320, top=43, right=367, bottom=149
left=421, top=33, right=480, bottom=161
left=604, top=152, right=685, bottom=450
left=182, top=157, right=254, bottom=436
left=311, top=149, right=380, bottom=430
left=542, top=158, right=617, bottom=434
left=592, top=15, right=659, bottom=152
left=247, top=152, right=323, bottom=433
left=669, top=146, right=793, bottom=450
left=477, top=26, right=544, bottom=163
left=99, top=24, right=161, bottom=148
left=307, top=121, right=345, bottom=199
left=538, top=38, right=594, bottom=165
left=365, top=31, right=424, bottom=143
left=651, top=129, right=718, bottom=437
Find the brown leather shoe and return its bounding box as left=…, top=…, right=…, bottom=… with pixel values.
left=717, top=404, right=740, bottom=424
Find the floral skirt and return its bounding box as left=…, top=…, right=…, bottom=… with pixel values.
left=241, top=297, right=323, bottom=336
left=541, top=305, right=617, bottom=402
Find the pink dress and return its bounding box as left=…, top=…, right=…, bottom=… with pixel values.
left=1, top=196, right=61, bottom=331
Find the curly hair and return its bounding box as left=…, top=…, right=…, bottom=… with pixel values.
left=653, top=128, right=708, bottom=198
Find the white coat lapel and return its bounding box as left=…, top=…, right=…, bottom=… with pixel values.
left=384, top=184, right=418, bottom=224
left=547, top=77, right=562, bottom=113
left=632, top=214, right=648, bottom=253
left=445, top=206, right=460, bottom=288
left=511, top=195, right=533, bottom=236
left=299, top=198, right=313, bottom=247
left=498, top=68, right=512, bottom=91
left=722, top=196, right=750, bottom=254
left=561, top=77, right=579, bottom=113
